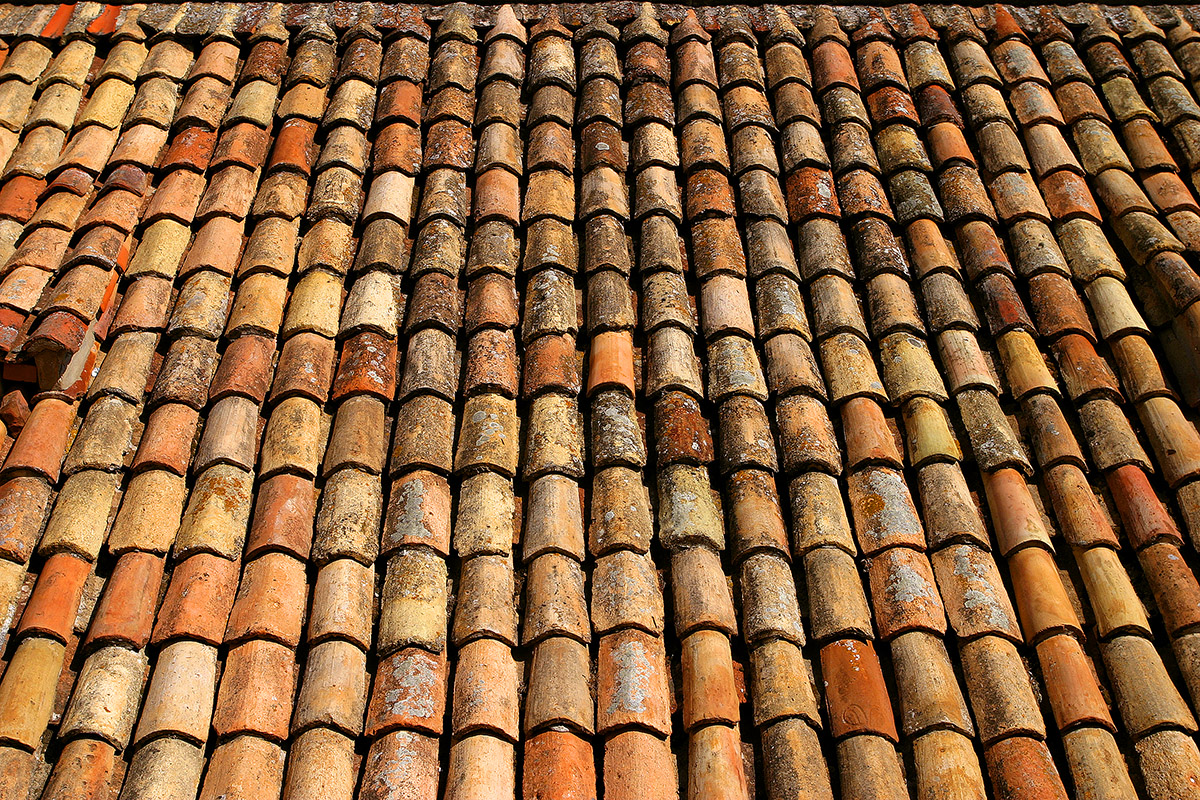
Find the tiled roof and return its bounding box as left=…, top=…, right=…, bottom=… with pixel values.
left=0, top=2, right=1199, bottom=799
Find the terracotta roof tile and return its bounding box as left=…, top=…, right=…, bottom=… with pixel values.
left=0, top=6, right=1198, bottom=798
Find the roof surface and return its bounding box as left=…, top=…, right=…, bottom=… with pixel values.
left=0, top=3, right=1198, bottom=800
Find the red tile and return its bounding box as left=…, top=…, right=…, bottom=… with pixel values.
left=474, top=168, right=521, bottom=225
left=0, top=736, right=33, bottom=790
left=686, top=169, right=737, bottom=220
left=132, top=403, right=200, bottom=475
left=653, top=390, right=714, bottom=465
left=225, top=553, right=308, bottom=648
left=163, top=127, right=218, bottom=173
left=524, top=729, right=597, bottom=800
left=602, top=729, right=677, bottom=800
left=241, top=40, right=288, bottom=84
left=423, top=120, right=474, bottom=171
left=1035, top=634, right=1113, bottom=731
left=45, top=168, right=93, bottom=199
left=582, top=121, right=626, bottom=173
left=40, top=737, right=115, bottom=800
left=586, top=330, right=634, bottom=396
left=185, top=216, right=245, bottom=277
left=866, top=85, right=919, bottom=125
left=1007, top=546, right=1081, bottom=638
left=0, top=176, right=46, bottom=222
left=201, top=732, right=286, bottom=799
left=1139, top=542, right=1200, bottom=635
left=362, top=731, right=439, bottom=800
left=1095, top=171, right=1154, bottom=218
left=840, top=396, right=902, bottom=468
left=209, top=334, right=276, bottom=404
left=86, top=550, right=164, bottom=649
left=978, top=273, right=1034, bottom=337
left=687, top=724, right=749, bottom=798
left=1123, top=118, right=1176, bottom=172
left=727, top=469, right=789, bottom=559
left=143, top=171, right=205, bottom=225
left=70, top=226, right=128, bottom=271
left=627, top=80, right=671, bottom=131
left=374, top=122, right=422, bottom=176
left=680, top=629, right=739, bottom=730
left=597, top=629, right=671, bottom=734
left=675, top=36, right=717, bottom=93
left=246, top=473, right=316, bottom=560
left=409, top=271, right=465, bottom=333
left=811, top=40, right=859, bottom=91
left=17, top=553, right=91, bottom=641
left=867, top=547, right=947, bottom=638
left=1107, top=465, right=1184, bottom=549
left=268, top=119, right=319, bottom=175
left=915, top=84, right=963, bottom=128
left=110, top=125, right=169, bottom=171
left=627, top=39, right=671, bottom=86
left=0, top=391, right=29, bottom=434
left=785, top=167, right=841, bottom=221
left=113, top=277, right=172, bottom=335
left=384, top=469, right=452, bottom=555
left=39, top=4, right=73, bottom=36
left=857, top=38, right=906, bottom=87
left=984, top=736, right=1069, bottom=800
left=1052, top=333, right=1120, bottom=400
left=366, top=648, right=447, bottom=737
left=332, top=331, right=398, bottom=403
left=86, top=5, right=120, bottom=35
left=1027, top=272, right=1095, bottom=340
left=1039, top=170, right=1101, bottom=222
left=1043, top=464, right=1118, bottom=549
left=269, top=332, right=335, bottom=403
left=926, top=122, right=975, bottom=169
left=0, top=308, right=26, bottom=354
left=819, top=638, right=897, bottom=740
left=377, top=80, right=423, bottom=128
left=103, top=164, right=150, bottom=197
left=3, top=398, right=75, bottom=481
left=991, top=5, right=1027, bottom=40
left=464, top=328, right=518, bottom=398
left=152, top=553, right=240, bottom=645
left=1088, top=41, right=1132, bottom=80
left=692, top=217, right=746, bottom=278
left=1144, top=171, right=1199, bottom=214
left=213, top=123, right=270, bottom=171
left=1055, top=82, right=1109, bottom=125
left=0, top=477, right=52, bottom=563
left=523, top=333, right=581, bottom=398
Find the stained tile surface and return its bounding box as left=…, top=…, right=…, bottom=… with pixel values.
left=0, top=3, right=1198, bottom=800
